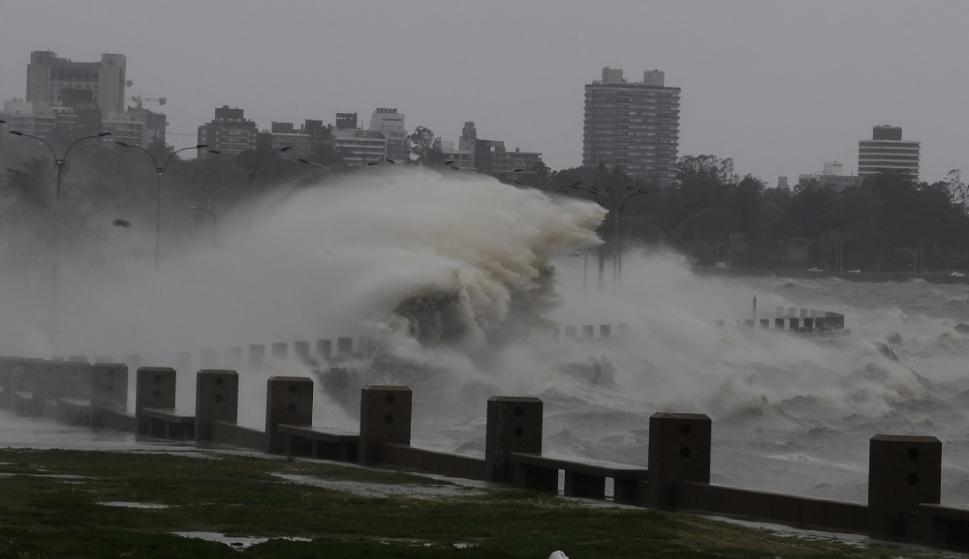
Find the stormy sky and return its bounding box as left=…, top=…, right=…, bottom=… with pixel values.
left=1, top=0, right=967, bottom=184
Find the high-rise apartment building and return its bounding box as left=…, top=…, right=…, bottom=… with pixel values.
left=369, top=108, right=408, bottom=162
left=197, top=105, right=258, bottom=157
left=858, top=125, right=920, bottom=179
left=583, top=67, right=680, bottom=187
left=26, top=51, right=126, bottom=113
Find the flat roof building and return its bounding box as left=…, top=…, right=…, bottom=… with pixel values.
left=369, top=108, right=408, bottom=162
left=26, top=51, right=126, bottom=114
left=583, top=67, right=680, bottom=187
left=858, top=125, right=920, bottom=179
left=197, top=105, right=258, bottom=157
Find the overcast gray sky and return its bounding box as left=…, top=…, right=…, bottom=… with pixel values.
left=1, top=0, right=967, bottom=184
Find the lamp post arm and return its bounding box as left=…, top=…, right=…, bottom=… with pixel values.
left=63, top=133, right=110, bottom=163
left=162, top=145, right=199, bottom=172
left=12, top=132, right=59, bottom=163
left=120, top=143, right=160, bottom=172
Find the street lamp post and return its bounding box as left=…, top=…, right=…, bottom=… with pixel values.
left=567, top=183, right=647, bottom=289
left=7, top=129, right=111, bottom=340
left=294, top=157, right=334, bottom=175
left=115, top=142, right=215, bottom=269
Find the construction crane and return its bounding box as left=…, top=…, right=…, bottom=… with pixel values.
left=129, top=94, right=167, bottom=110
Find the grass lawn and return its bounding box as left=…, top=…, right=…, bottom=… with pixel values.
left=0, top=448, right=947, bottom=558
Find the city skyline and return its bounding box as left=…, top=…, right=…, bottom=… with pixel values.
left=2, top=1, right=968, bottom=183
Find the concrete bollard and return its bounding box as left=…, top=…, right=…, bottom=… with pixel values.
left=868, top=434, right=942, bottom=538
left=647, top=412, right=712, bottom=509
left=293, top=341, right=310, bottom=363
left=200, top=349, right=219, bottom=369
left=271, top=342, right=288, bottom=361
left=248, top=344, right=265, bottom=369
left=175, top=351, right=192, bottom=373
left=195, top=370, right=239, bottom=441
left=564, top=326, right=577, bottom=340
left=265, top=376, right=313, bottom=453
left=224, top=346, right=243, bottom=368
left=336, top=337, right=354, bottom=358
left=91, top=363, right=128, bottom=411
left=316, top=339, right=333, bottom=362
left=582, top=325, right=595, bottom=340
left=599, top=324, right=612, bottom=338
left=135, top=367, right=177, bottom=434
left=485, top=396, right=543, bottom=483
left=359, top=385, right=412, bottom=465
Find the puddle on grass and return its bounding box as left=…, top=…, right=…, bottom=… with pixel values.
left=271, top=473, right=487, bottom=499
left=708, top=516, right=870, bottom=548
left=0, top=472, right=90, bottom=480
left=99, top=501, right=170, bottom=509
left=173, top=532, right=310, bottom=551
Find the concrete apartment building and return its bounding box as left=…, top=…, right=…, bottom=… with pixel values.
left=369, top=108, right=409, bottom=162
left=333, top=128, right=387, bottom=166
left=1, top=51, right=167, bottom=148
left=583, top=67, right=680, bottom=187
left=858, top=125, right=920, bottom=179
left=26, top=50, right=127, bottom=114
left=442, top=120, right=544, bottom=175
left=197, top=105, right=258, bottom=157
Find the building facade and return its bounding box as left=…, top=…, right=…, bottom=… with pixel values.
left=798, top=161, right=861, bottom=191
left=369, top=108, right=408, bottom=162
left=197, top=105, right=258, bottom=157
left=583, top=67, right=680, bottom=187
left=26, top=51, right=126, bottom=114
left=333, top=128, right=387, bottom=166
left=858, top=125, right=920, bottom=179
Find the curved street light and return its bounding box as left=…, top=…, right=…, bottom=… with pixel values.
left=8, top=129, right=110, bottom=341
left=294, top=157, right=334, bottom=175
left=566, top=182, right=648, bottom=288
left=115, top=142, right=217, bottom=269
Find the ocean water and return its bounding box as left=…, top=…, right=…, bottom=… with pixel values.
left=3, top=167, right=968, bottom=506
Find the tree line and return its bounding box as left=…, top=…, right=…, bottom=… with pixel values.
left=3, top=133, right=968, bottom=274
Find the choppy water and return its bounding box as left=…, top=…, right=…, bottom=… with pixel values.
left=3, top=168, right=968, bottom=507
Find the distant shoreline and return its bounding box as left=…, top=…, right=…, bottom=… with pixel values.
left=693, top=267, right=969, bottom=285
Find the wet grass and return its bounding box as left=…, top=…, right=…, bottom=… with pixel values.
left=0, top=449, right=948, bottom=558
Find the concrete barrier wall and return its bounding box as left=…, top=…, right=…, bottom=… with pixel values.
left=210, top=421, right=267, bottom=450
left=4, top=352, right=966, bottom=553
left=674, top=481, right=868, bottom=533
left=381, top=443, right=486, bottom=480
